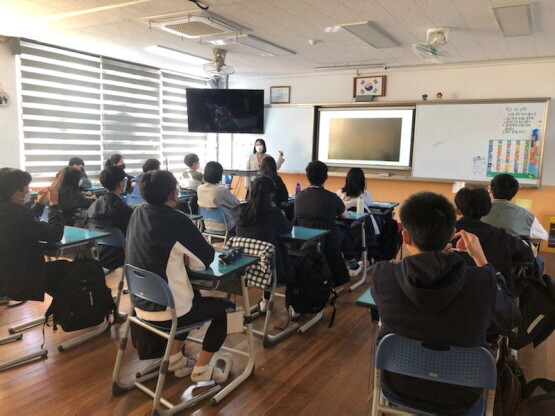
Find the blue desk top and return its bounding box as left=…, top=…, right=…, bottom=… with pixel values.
left=86, top=184, right=105, bottom=191
left=355, top=289, right=377, bottom=309
left=368, top=201, right=399, bottom=209
left=188, top=254, right=258, bottom=279
left=280, top=226, right=329, bottom=243
left=179, top=192, right=195, bottom=199
left=187, top=214, right=203, bottom=221
left=41, top=226, right=109, bottom=249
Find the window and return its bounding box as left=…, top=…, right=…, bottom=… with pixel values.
left=17, top=39, right=207, bottom=187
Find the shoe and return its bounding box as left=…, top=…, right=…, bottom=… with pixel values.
left=258, top=298, right=269, bottom=315
left=169, top=354, right=197, bottom=378
left=289, top=305, right=301, bottom=321
left=191, top=354, right=233, bottom=384
left=349, top=261, right=363, bottom=277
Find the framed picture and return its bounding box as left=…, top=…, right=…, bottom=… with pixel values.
left=0, top=88, right=9, bottom=107
left=353, top=75, right=386, bottom=98
left=270, top=86, right=291, bottom=104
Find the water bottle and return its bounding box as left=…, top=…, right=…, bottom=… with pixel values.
left=356, top=196, right=363, bottom=214
left=295, top=182, right=301, bottom=195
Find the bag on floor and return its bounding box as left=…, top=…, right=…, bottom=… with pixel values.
left=494, top=341, right=526, bottom=416
left=519, top=378, right=555, bottom=416
left=287, top=250, right=333, bottom=315
left=45, top=259, right=116, bottom=332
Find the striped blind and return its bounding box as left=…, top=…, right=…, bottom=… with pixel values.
left=19, top=40, right=102, bottom=187
left=161, top=70, right=208, bottom=176
left=18, top=40, right=208, bottom=187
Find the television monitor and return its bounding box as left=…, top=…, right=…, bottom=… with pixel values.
left=316, top=107, right=415, bottom=169
left=186, top=88, right=264, bottom=134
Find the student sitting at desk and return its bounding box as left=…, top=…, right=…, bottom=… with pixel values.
left=68, top=157, right=92, bottom=190
left=132, top=159, right=160, bottom=196
left=85, top=166, right=133, bottom=272
left=231, top=175, right=293, bottom=313
left=372, top=192, right=520, bottom=413
left=198, top=161, right=240, bottom=234
left=482, top=173, right=548, bottom=241
left=294, top=160, right=362, bottom=276
left=180, top=153, right=203, bottom=191
left=52, top=166, right=96, bottom=226
left=259, top=156, right=288, bottom=207
left=126, top=170, right=233, bottom=382
left=454, top=187, right=533, bottom=294
left=105, top=153, right=134, bottom=193
left=0, top=168, right=64, bottom=301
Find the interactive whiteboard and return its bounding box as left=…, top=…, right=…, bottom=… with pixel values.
left=412, top=100, right=548, bottom=186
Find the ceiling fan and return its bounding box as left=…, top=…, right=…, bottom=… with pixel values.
left=203, top=48, right=235, bottom=77
left=412, top=27, right=450, bottom=64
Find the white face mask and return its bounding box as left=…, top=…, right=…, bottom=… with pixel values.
left=23, top=191, right=32, bottom=204
left=78, top=178, right=84, bottom=186
left=255, top=145, right=264, bottom=153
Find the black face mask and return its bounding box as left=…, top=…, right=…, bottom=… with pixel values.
left=119, top=164, right=126, bottom=170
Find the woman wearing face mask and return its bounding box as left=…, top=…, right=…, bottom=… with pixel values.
left=68, top=157, right=92, bottom=190
left=52, top=167, right=96, bottom=225
left=245, top=138, right=284, bottom=188
left=105, top=153, right=134, bottom=193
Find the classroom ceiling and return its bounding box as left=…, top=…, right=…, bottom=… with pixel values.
left=1, top=0, right=555, bottom=78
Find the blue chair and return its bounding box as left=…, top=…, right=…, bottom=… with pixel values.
left=371, top=333, right=497, bottom=416
left=85, top=224, right=127, bottom=311
left=112, top=265, right=220, bottom=415
left=199, top=207, right=229, bottom=244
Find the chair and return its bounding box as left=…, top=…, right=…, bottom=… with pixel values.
left=371, top=333, right=497, bottom=416
left=225, top=236, right=299, bottom=347
left=85, top=224, right=127, bottom=315
left=199, top=207, right=229, bottom=244
left=112, top=265, right=220, bottom=415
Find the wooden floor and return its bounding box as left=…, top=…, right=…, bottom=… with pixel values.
left=1, top=252, right=554, bottom=416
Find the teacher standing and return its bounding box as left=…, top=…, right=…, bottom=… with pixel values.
left=245, top=138, right=284, bottom=188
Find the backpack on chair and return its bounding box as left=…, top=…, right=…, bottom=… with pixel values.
left=45, top=259, right=116, bottom=332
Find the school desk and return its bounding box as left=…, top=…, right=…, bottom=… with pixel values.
left=336, top=212, right=371, bottom=291
left=280, top=226, right=330, bottom=251
left=40, top=226, right=109, bottom=258
left=355, top=289, right=379, bottom=324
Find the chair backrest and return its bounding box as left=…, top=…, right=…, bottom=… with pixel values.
left=199, top=207, right=227, bottom=226
left=124, top=265, right=175, bottom=308
left=86, top=224, right=126, bottom=248
left=375, top=333, right=497, bottom=390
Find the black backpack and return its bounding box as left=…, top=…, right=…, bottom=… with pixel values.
left=45, top=259, right=116, bottom=332
left=287, top=251, right=334, bottom=316
left=369, top=211, right=402, bottom=262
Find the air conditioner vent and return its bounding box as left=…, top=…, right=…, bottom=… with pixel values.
left=165, top=21, right=226, bottom=37
left=143, top=11, right=242, bottom=39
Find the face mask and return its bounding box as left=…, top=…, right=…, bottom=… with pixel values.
left=78, top=178, right=84, bottom=186
left=23, top=191, right=32, bottom=204
left=255, top=145, right=264, bottom=153
left=119, top=163, right=126, bottom=170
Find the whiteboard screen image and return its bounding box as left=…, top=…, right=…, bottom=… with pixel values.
left=413, top=101, right=547, bottom=185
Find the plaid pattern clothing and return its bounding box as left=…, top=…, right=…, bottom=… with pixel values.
left=225, top=236, right=275, bottom=290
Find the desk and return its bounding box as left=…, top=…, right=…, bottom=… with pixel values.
left=40, top=226, right=110, bottom=257
left=188, top=254, right=259, bottom=405
left=280, top=226, right=329, bottom=251
left=355, top=289, right=379, bottom=323
left=367, top=201, right=399, bottom=216
left=179, top=191, right=195, bottom=199
left=222, top=168, right=259, bottom=177
left=337, top=212, right=371, bottom=291
left=186, top=213, right=203, bottom=221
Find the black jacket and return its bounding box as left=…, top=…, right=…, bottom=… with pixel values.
left=85, top=193, right=133, bottom=269
left=372, top=252, right=520, bottom=412
left=58, top=184, right=94, bottom=225
left=231, top=204, right=293, bottom=284
left=126, top=204, right=215, bottom=314
left=455, top=217, right=533, bottom=294
left=0, top=202, right=64, bottom=301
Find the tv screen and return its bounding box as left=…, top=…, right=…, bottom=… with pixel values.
left=317, top=107, right=414, bottom=169
left=186, top=88, right=264, bottom=134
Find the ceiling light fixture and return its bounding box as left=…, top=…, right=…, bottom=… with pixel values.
left=339, top=21, right=399, bottom=48
left=232, top=34, right=295, bottom=56
left=35, top=0, right=150, bottom=22
left=145, top=45, right=210, bottom=64
left=492, top=3, right=533, bottom=37
left=314, top=63, right=386, bottom=72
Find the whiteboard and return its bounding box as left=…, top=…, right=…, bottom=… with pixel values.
left=231, top=106, right=314, bottom=173
left=412, top=101, right=548, bottom=186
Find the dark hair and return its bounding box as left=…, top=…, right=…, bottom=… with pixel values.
left=105, top=153, right=123, bottom=168
left=99, top=166, right=126, bottom=191
left=52, top=166, right=82, bottom=190
left=140, top=170, right=177, bottom=205
left=68, top=157, right=84, bottom=166
left=490, top=173, right=519, bottom=200
left=306, top=160, right=328, bottom=186
left=204, top=161, right=223, bottom=184
left=341, top=167, right=366, bottom=198
left=260, top=155, right=277, bottom=177
left=243, top=175, right=275, bottom=225
left=454, top=187, right=492, bottom=219
left=400, top=192, right=456, bottom=251
left=184, top=153, right=200, bottom=167
left=252, top=138, right=266, bottom=154
left=142, top=159, right=161, bottom=173
left=0, top=168, right=32, bottom=202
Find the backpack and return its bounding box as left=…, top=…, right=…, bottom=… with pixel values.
left=519, top=378, right=555, bottom=416
left=45, top=259, right=116, bottom=332
left=494, top=339, right=526, bottom=416
left=369, top=211, right=402, bottom=262
left=287, top=250, right=334, bottom=316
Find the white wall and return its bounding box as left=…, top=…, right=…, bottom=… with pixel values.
left=231, top=61, right=555, bottom=186
left=0, top=41, right=21, bottom=169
